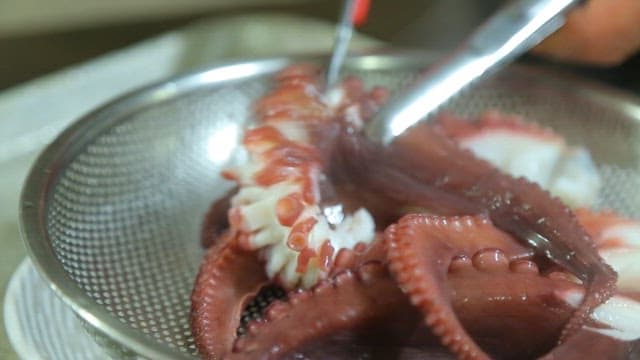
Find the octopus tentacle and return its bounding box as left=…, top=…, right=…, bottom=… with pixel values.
left=472, top=177, right=617, bottom=343
left=384, top=214, right=532, bottom=359
left=224, top=64, right=390, bottom=290
left=333, top=118, right=616, bottom=329
left=191, top=233, right=269, bottom=359
left=385, top=215, right=520, bottom=360
left=230, top=262, right=412, bottom=359
left=378, top=122, right=616, bottom=341
left=385, top=214, right=596, bottom=359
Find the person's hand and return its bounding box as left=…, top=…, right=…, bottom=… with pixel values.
left=533, top=0, right=640, bottom=65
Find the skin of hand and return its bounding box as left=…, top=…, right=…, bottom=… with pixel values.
left=533, top=0, right=640, bottom=66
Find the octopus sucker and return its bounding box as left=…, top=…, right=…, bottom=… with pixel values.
left=190, top=64, right=640, bottom=359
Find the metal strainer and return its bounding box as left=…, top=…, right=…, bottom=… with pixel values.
left=19, top=52, right=640, bottom=359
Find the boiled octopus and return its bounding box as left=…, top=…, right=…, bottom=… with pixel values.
left=191, top=64, right=640, bottom=359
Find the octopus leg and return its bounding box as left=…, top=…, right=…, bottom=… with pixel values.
left=191, top=234, right=269, bottom=359
left=336, top=123, right=617, bottom=341
left=401, top=124, right=617, bottom=342
left=230, top=262, right=416, bottom=359
left=385, top=215, right=518, bottom=360
left=385, top=214, right=591, bottom=359
left=228, top=214, right=598, bottom=359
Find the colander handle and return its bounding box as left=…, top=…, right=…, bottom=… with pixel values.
left=366, top=0, right=582, bottom=144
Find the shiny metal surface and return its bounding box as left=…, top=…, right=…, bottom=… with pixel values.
left=326, top=0, right=358, bottom=88
left=19, top=52, right=640, bottom=359
left=366, top=0, right=580, bottom=144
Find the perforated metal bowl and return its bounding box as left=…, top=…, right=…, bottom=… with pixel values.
left=19, top=52, right=640, bottom=359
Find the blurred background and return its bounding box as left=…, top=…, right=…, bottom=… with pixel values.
left=1, top=0, right=497, bottom=90
left=1, top=0, right=638, bottom=91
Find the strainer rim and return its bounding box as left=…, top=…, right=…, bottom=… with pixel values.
left=18, top=50, right=640, bottom=359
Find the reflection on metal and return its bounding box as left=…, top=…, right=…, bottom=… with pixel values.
left=366, top=0, right=580, bottom=144
left=206, top=123, right=239, bottom=164
left=326, top=0, right=358, bottom=89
